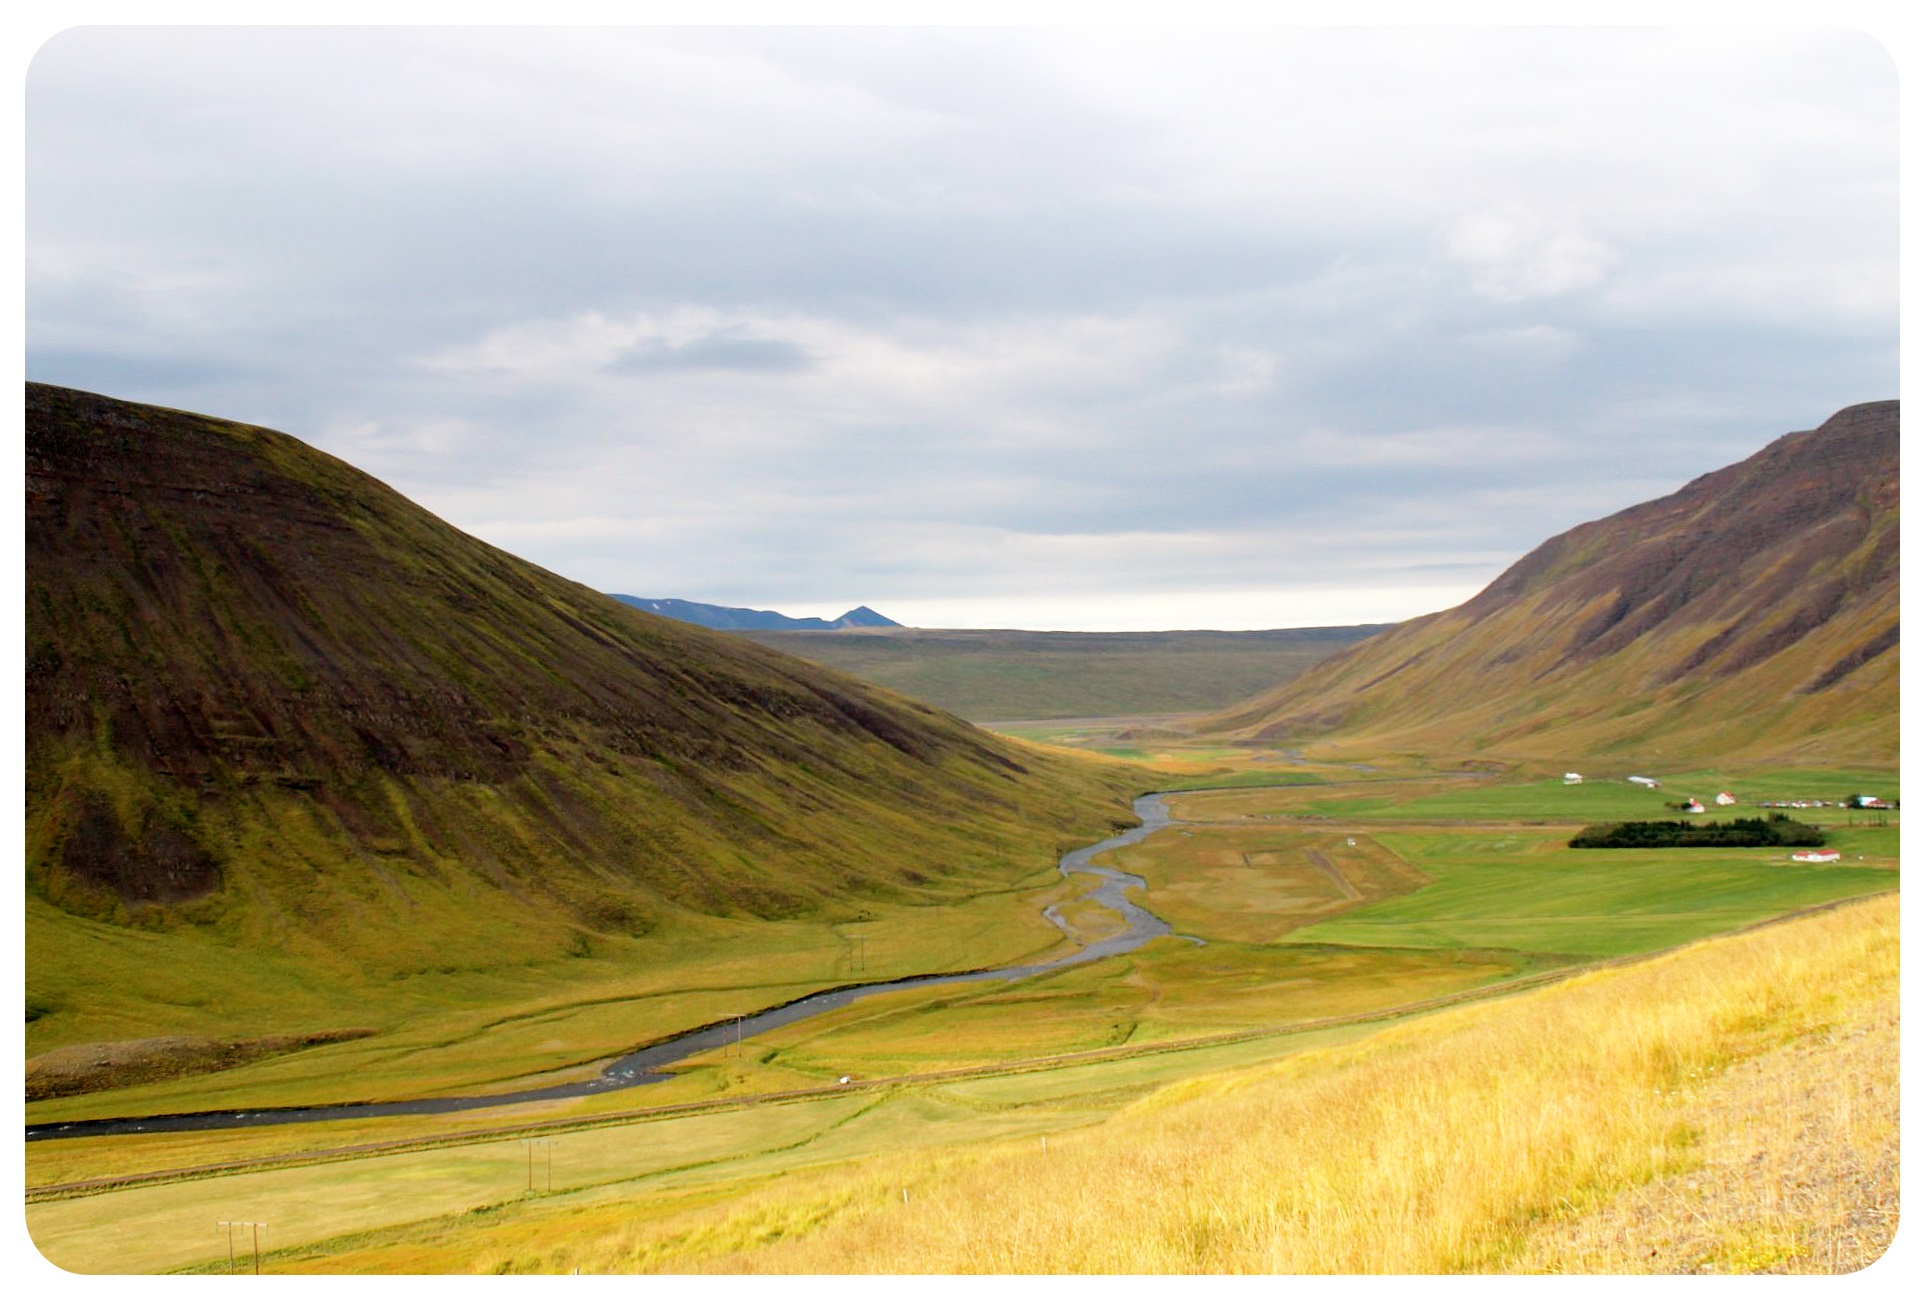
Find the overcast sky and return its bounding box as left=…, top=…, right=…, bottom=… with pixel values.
left=24, top=23, right=1898, bottom=630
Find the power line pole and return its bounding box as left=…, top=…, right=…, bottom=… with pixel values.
left=218, top=1221, right=267, bottom=1275
left=522, top=1138, right=558, bottom=1193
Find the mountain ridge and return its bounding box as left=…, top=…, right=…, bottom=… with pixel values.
left=609, top=596, right=901, bottom=631
left=25, top=383, right=1132, bottom=1021
left=1201, top=401, right=1898, bottom=764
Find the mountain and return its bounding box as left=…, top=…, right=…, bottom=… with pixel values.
left=24, top=384, right=1131, bottom=1023
left=1202, top=402, right=1898, bottom=764
left=609, top=596, right=902, bottom=631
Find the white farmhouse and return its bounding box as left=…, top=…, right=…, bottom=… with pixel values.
left=1628, top=775, right=1659, bottom=788
left=1563, top=772, right=1584, bottom=785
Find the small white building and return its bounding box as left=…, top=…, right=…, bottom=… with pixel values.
left=1628, top=775, right=1659, bottom=788
left=1715, top=792, right=1738, bottom=806
left=1563, top=772, right=1584, bottom=785
left=1682, top=798, right=1705, bottom=814
left=1791, top=850, right=1841, bottom=863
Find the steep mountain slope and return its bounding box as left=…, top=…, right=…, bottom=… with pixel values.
left=25, top=384, right=1134, bottom=1023
left=1204, top=402, right=1898, bottom=764
left=608, top=596, right=900, bottom=631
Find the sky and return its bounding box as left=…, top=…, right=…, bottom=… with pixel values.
left=22, top=19, right=1900, bottom=631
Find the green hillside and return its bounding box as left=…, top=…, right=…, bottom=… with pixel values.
left=24, top=384, right=1137, bottom=1061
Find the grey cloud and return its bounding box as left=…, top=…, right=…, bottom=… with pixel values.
left=25, top=26, right=1897, bottom=627
left=607, top=335, right=813, bottom=374
left=24, top=349, right=268, bottom=396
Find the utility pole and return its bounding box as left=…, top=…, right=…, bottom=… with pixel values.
left=523, top=1138, right=558, bottom=1193
left=218, top=1221, right=267, bottom=1275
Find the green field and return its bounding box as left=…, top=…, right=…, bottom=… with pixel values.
left=23, top=854, right=1093, bottom=1124
left=30, top=1015, right=1400, bottom=1275
left=25, top=748, right=1898, bottom=1273
left=737, top=626, right=1386, bottom=720
left=1293, top=829, right=1894, bottom=956
left=1165, top=768, right=1899, bottom=824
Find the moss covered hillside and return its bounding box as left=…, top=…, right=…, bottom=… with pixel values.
left=24, top=384, right=1137, bottom=1052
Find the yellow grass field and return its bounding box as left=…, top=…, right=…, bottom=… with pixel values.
left=640, top=894, right=1900, bottom=1274
left=174, top=890, right=1896, bottom=1275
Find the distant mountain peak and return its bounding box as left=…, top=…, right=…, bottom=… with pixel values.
left=610, top=595, right=902, bottom=631
left=834, top=605, right=897, bottom=628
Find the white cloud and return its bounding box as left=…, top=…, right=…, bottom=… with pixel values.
left=1448, top=205, right=1616, bottom=303
left=25, top=26, right=1897, bottom=630
left=881, top=586, right=1484, bottom=635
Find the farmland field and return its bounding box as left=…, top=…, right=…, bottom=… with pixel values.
left=736, top=626, right=1387, bottom=720
left=24, top=738, right=1897, bottom=1274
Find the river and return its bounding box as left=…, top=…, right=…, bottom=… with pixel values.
left=27, top=793, right=1183, bottom=1142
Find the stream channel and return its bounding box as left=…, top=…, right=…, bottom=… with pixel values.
left=28, top=794, right=1185, bottom=1142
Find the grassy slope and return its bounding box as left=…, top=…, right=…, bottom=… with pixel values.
left=1203, top=402, right=1898, bottom=766
left=38, top=892, right=1887, bottom=1275
left=25, top=752, right=1897, bottom=1272
left=664, top=893, right=1895, bottom=1275
left=25, top=383, right=1138, bottom=1063
left=737, top=626, right=1386, bottom=721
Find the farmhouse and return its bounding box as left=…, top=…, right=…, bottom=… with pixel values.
left=1628, top=775, right=1659, bottom=788
left=1791, top=849, right=1842, bottom=863
left=1563, top=772, right=1583, bottom=784
left=1682, top=799, right=1705, bottom=814
left=1715, top=792, right=1737, bottom=805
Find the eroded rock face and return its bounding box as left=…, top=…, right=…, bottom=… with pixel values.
left=57, top=794, right=221, bottom=905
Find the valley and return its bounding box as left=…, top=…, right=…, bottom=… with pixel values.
left=25, top=739, right=1897, bottom=1274
left=22, top=388, right=1900, bottom=1275
left=736, top=626, right=1389, bottom=722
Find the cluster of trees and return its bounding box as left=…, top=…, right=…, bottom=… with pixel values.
left=1569, top=814, right=1826, bottom=849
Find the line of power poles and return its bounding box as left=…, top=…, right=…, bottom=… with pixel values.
left=521, top=1138, right=559, bottom=1193
left=217, top=1220, right=267, bottom=1275
left=840, top=932, right=866, bottom=974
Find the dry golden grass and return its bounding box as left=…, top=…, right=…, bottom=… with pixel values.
left=1508, top=990, right=1897, bottom=1273
left=455, top=892, right=1895, bottom=1274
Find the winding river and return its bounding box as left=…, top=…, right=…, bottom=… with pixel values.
left=27, top=794, right=1183, bottom=1142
